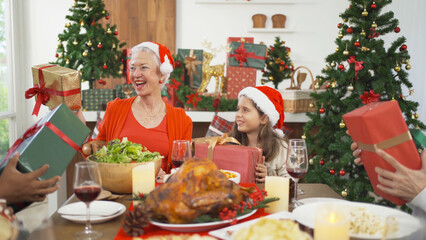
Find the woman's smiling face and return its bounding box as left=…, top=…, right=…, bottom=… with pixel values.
left=130, top=50, right=164, bottom=97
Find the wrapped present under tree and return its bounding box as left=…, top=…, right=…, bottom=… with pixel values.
left=115, top=84, right=136, bottom=99
left=177, top=49, right=203, bottom=89
left=82, top=89, right=116, bottom=111
left=26, top=64, right=81, bottom=116
left=228, top=41, right=266, bottom=70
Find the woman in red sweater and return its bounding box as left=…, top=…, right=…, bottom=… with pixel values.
left=83, top=42, right=192, bottom=173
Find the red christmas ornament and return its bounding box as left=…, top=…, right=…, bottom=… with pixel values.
left=319, top=108, right=325, bottom=114
left=121, top=58, right=124, bottom=62
left=371, top=2, right=377, bottom=9
left=290, top=66, right=294, bottom=71
left=346, top=27, right=353, bottom=34
left=326, top=84, right=330, bottom=89
left=105, top=15, right=110, bottom=20
left=319, top=160, right=325, bottom=165
left=98, top=79, right=106, bottom=85
left=339, top=170, right=346, bottom=176
left=270, top=47, right=274, bottom=52
left=97, top=43, right=103, bottom=49
left=102, top=64, right=107, bottom=69
left=329, top=169, right=335, bottom=175
left=280, top=62, right=285, bottom=66
left=284, top=65, right=289, bottom=69
left=55, top=53, right=59, bottom=58
left=91, top=21, right=95, bottom=26
left=176, top=60, right=182, bottom=68
left=338, top=64, right=345, bottom=71
left=354, top=41, right=361, bottom=47
left=114, top=31, right=118, bottom=35
left=400, top=44, right=407, bottom=51
left=394, top=27, right=400, bottom=33
left=337, top=23, right=342, bottom=28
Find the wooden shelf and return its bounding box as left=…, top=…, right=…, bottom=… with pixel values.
left=82, top=111, right=310, bottom=123
left=247, top=28, right=295, bottom=33
left=195, top=0, right=297, bottom=4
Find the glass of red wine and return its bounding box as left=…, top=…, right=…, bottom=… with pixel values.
left=286, top=139, right=308, bottom=208
left=171, top=140, right=191, bottom=168
left=74, top=162, right=102, bottom=240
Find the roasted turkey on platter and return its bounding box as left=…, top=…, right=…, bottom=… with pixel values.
left=143, top=158, right=253, bottom=224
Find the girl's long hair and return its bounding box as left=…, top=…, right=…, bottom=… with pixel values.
left=228, top=100, right=284, bottom=163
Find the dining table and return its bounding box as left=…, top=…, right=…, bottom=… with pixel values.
left=44, top=183, right=341, bottom=240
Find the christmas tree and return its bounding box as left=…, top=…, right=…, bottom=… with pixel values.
left=303, top=0, right=425, bottom=207
left=54, top=0, right=125, bottom=88
left=262, top=37, right=294, bottom=89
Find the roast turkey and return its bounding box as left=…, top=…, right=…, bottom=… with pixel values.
left=143, top=158, right=253, bottom=224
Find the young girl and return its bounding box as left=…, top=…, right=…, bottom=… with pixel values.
left=228, top=86, right=289, bottom=182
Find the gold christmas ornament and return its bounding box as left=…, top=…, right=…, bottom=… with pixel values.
left=343, top=49, right=349, bottom=55
left=87, top=40, right=92, bottom=47
left=400, top=59, right=406, bottom=64
left=309, top=103, right=314, bottom=108
left=338, top=31, right=343, bottom=39
left=59, top=53, right=63, bottom=58
left=82, top=50, right=88, bottom=57
left=361, top=46, right=370, bottom=52
left=102, top=10, right=106, bottom=15
left=362, top=9, right=368, bottom=16
left=84, top=3, right=90, bottom=10
left=331, top=81, right=337, bottom=88
left=57, top=42, right=62, bottom=47
left=80, top=20, right=84, bottom=27
left=112, top=43, right=116, bottom=48
left=371, top=21, right=378, bottom=29
left=347, top=84, right=354, bottom=92
left=412, top=114, right=416, bottom=120
left=339, top=120, right=346, bottom=128
left=261, top=79, right=266, bottom=85
left=331, top=62, right=336, bottom=67
left=301, top=134, right=306, bottom=140
left=107, top=28, right=112, bottom=34
left=335, top=47, right=340, bottom=52
left=415, top=113, right=419, bottom=119
left=324, top=65, right=330, bottom=71
left=405, top=64, right=411, bottom=70
left=409, top=89, right=414, bottom=95
left=268, top=62, right=273, bottom=66
left=360, top=29, right=366, bottom=36
left=341, top=189, right=348, bottom=197
left=73, top=40, right=78, bottom=45
left=394, top=65, right=401, bottom=72
left=343, top=18, right=348, bottom=22
left=268, top=76, right=274, bottom=80
left=314, top=82, right=320, bottom=90
left=309, top=159, right=314, bottom=165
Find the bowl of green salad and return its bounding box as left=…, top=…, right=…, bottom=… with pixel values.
left=87, top=138, right=163, bottom=194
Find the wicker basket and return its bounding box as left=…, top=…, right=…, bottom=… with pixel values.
left=279, top=66, right=324, bottom=113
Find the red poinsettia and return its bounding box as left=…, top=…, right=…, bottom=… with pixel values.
left=186, top=92, right=202, bottom=108
left=360, top=90, right=381, bottom=104
left=168, top=78, right=181, bottom=90
left=212, top=97, right=221, bottom=111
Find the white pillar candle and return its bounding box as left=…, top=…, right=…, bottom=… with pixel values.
left=314, top=205, right=349, bottom=240
left=132, top=162, right=155, bottom=196
left=265, top=176, right=289, bottom=213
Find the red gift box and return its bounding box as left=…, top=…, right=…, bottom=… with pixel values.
left=226, top=37, right=257, bottom=99
left=343, top=101, right=421, bottom=205
left=193, top=137, right=263, bottom=183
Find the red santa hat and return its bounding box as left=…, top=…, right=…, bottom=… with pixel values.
left=238, top=86, right=285, bottom=137
left=133, top=42, right=175, bottom=75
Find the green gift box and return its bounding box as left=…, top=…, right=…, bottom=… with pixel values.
left=410, top=129, right=426, bottom=151
left=82, top=89, right=116, bottom=111
left=177, top=49, right=203, bottom=89
left=0, top=104, right=90, bottom=181
left=228, top=42, right=267, bottom=69
left=115, top=84, right=137, bottom=99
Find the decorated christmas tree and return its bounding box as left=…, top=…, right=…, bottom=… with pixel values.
left=54, top=0, right=125, bottom=88
left=303, top=0, right=425, bottom=207
left=262, top=37, right=294, bottom=88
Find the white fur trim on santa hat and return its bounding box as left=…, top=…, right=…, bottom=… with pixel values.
left=238, top=87, right=279, bottom=127
left=133, top=42, right=173, bottom=74
left=160, top=56, right=174, bottom=74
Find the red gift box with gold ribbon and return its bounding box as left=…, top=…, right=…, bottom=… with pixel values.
left=27, top=64, right=81, bottom=116
left=343, top=101, right=421, bottom=205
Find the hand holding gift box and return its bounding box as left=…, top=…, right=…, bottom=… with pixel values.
left=26, top=64, right=81, bottom=116
left=343, top=101, right=421, bottom=205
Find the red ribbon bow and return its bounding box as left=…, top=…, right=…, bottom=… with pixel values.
left=368, top=28, right=380, bottom=38
left=230, top=43, right=265, bottom=67
left=347, top=56, right=365, bottom=80
left=1, top=121, right=81, bottom=168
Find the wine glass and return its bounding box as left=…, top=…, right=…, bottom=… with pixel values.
left=74, top=162, right=102, bottom=240
left=286, top=139, right=309, bottom=208
left=171, top=140, right=191, bottom=168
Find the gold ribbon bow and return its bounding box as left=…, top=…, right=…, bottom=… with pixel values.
left=357, top=131, right=412, bottom=152
left=184, top=49, right=202, bottom=88
left=192, top=133, right=241, bottom=159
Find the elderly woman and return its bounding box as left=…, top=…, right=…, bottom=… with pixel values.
left=83, top=42, right=193, bottom=173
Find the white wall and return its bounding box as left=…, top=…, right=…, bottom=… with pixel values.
left=16, top=0, right=426, bottom=211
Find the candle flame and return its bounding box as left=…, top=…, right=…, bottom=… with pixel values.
left=328, top=212, right=337, bottom=223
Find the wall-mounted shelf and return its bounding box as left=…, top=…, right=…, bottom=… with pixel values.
left=195, top=0, right=297, bottom=4
left=82, top=111, right=309, bottom=123
left=248, top=28, right=295, bottom=33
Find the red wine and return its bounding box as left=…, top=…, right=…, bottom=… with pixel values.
left=172, top=160, right=184, bottom=168
left=287, top=168, right=307, bottom=178
left=75, top=186, right=101, bottom=203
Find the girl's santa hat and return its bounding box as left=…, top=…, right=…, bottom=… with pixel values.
left=132, top=42, right=175, bottom=75
left=238, top=86, right=285, bottom=137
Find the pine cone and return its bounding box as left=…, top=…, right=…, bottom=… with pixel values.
left=122, top=203, right=151, bottom=237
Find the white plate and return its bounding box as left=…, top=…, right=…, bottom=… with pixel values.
left=150, top=209, right=257, bottom=232
left=209, top=211, right=293, bottom=240
left=220, top=170, right=241, bottom=184
left=293, top=201, right=420, bottom=239
left=299, top=197, right=347, bottom=205
left=58, top=201, right=126, bottom=224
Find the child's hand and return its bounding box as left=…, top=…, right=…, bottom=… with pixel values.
left=255, top=163, right=267, bottom=183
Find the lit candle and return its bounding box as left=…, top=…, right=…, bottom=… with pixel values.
left=314, top=205, right=349, bottom=240
left=132, top=162, right=155, bottom=196
left=265, top=176, right=289, bottom=213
